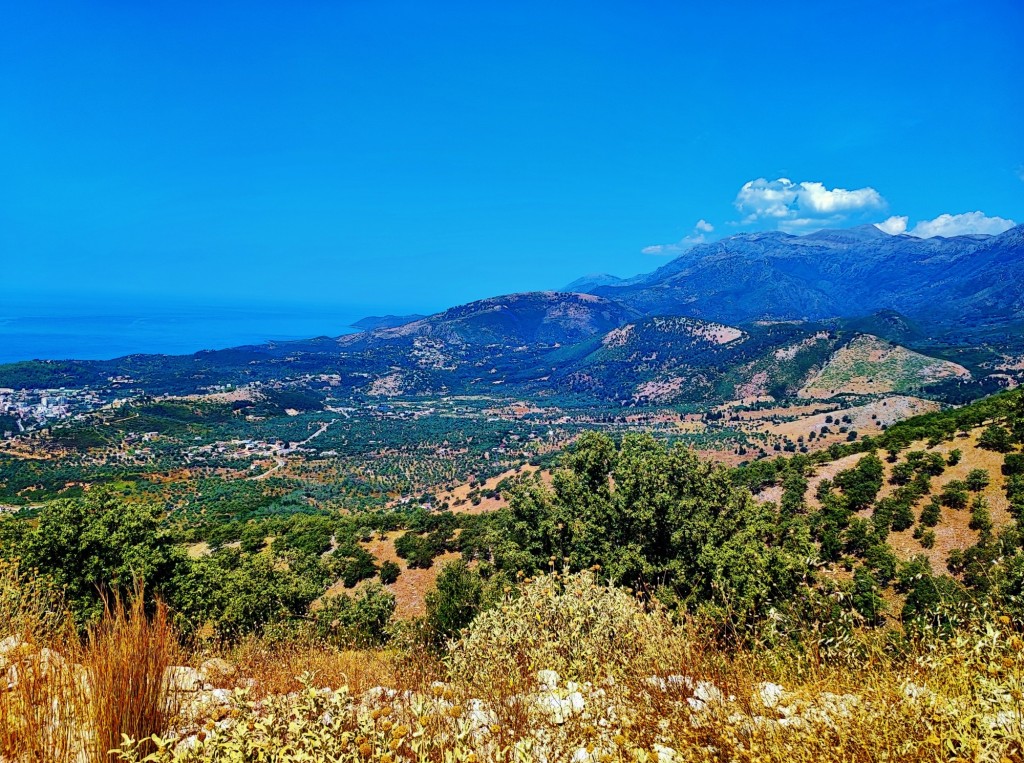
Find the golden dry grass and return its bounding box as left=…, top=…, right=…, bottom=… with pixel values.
left=216, top=637, right=400, bottom=699
left=81, top=594, right=181, bottom=763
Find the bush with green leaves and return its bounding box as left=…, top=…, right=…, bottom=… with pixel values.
left=18, top=490, right=184, bottom=625
left=492, top=432, right=810, bottom=626
left=326, top=544, right=378, bottom=588
left=940, top=481, right=969, bottom=510
left=1004, top=453, right=1024, bottom=477
left=919, top=497, right=941, bottom=528
left=851, top=566, right=884, bottom=626
left=424, top=559, right=506, bottom=648
left=896, top=556, right=969, bottom=631
left=313, top=582, right=396, bottom=646
left=446, top=570, right=680, bottom=692
left=833, top=453, right=884, bottom=511
left=965, top=469, right=991, bottom=492
left=979, top=423, right=1014, bottom=453
left=173, top=549, right=319, bottom=639
left=969, top=497, right=993, bottom=534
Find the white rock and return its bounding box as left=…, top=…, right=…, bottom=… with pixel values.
left=686, top=697, right=707, bottom=713
left=174, top=735, right=201, bottom=754
left=536, top=669, right=560, bottom=690
left=693, top=681, right=724, bottom=704
left=164, top=666, right=204, bottom=693
left=199, top=657, right=236, bottom=683
left=757, top=682, right=785, bottom=708
left=902, top=682, right=933, bottom=701
left=0, top=635, right=24, bottom=664
left=653, top=743, right=677, bottom=763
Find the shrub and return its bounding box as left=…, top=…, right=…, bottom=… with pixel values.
left=379, top=560, right=400, bottom=585
left=891, top=501, right=915, bottom=532
left=502, top=432, right=809, bottom=625
left=969, top=497, right=993, bottom=533
left=328, top=545, right=378, bottom=588
left=833, top=454, right=884, bottom=511
left=940, top=481, right=969, bottom=510
left=919, top=497, right=941, bottom=527
left=313, top=583, right=396, bottom=647
left=979, top=423, right=1013, bottom=452
left=1004, top=453, right=1024, bottom=477
left=20, top=491, right=184, bottom=626
left=446, top=571, right=679, bottom=692
left=851, top=567, right=884, bottom=626
left=965, top=468, right=991, bottom=492
left=424, top=560, right=504, bottom=648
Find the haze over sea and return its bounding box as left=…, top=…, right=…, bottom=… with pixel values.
left=0, top=297, right=374, bottom=364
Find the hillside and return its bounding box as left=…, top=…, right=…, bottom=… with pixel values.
left=797, top=334, right=970, bottom=398
left=339, top=291, right=638, bottom=349
left=588, top=224, right=1024, bottom=338
left=349, top=314, right=426, bottom=331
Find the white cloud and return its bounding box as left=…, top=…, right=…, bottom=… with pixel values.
left=734, top=178, right=885, bottom=228
left=797, top=181, right=884, bottom=215
left=875, top=215, right=908, bottom=235
left=642, top=220, right=714, bottom=256
left=908, top=211, right=1016, bottom=238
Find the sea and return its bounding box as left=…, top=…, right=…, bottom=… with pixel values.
left=0, top=297, right=374, bottom=364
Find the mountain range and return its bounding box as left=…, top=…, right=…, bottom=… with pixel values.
left=581, top=224, right=1024, bottom=335
left=1, top=224, right=1021, bottom=405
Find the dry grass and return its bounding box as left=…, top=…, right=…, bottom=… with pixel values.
left=0, top=560, right=81, bottom=763
left=0, top=565, right=181, bottom=763
left=218, top=636, right=400, bottom=699
left=82, top=593, right=181, bottom=763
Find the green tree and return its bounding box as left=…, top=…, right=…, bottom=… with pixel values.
left=1003, top=454, right=1024, bottom=477
left=314, top=583, right=396, bottom=646
left=965, top=469, right=991, bottom=492
left=833, top=454, right=884, bottom=512
left=891, top=500, right=916, bottom=532
left=969, top=496, right=993, bottom=533
left=979, top=424, right=1013, bottom=453
left=425, top=559, right=498, bottom=646
left=919, top=497, right=942, bottom=527
left=21, top=491, right=183, bottom=624
left=503, top=432, right=809, bottom=624
left=940, top=481, right=969, bottom=510
left=174, top=549, right=318, bottom=639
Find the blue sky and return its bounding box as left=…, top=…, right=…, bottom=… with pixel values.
left=2, top=0, right=1022, bottom=316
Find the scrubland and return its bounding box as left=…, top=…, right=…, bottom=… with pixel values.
left=3, top=567, right=1024, bottom=763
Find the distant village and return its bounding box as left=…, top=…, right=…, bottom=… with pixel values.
left=0, top=385, right=130, bottom=438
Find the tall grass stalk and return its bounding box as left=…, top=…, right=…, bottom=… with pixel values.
left=82, top=593, right=181, bottom=763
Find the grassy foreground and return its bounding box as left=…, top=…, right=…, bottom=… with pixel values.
left=2, top=566, right=1023, bottom=763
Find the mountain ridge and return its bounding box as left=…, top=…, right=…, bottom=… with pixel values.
left=586, top=224, right=1023, bottom=332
